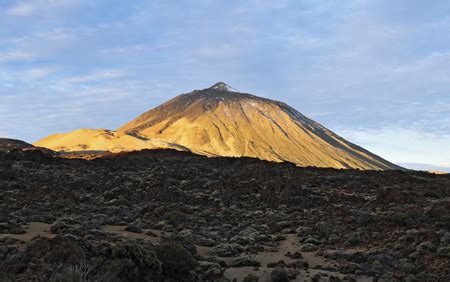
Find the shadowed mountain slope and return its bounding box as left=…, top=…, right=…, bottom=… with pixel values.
left=0, top=138, right=35, bottom=152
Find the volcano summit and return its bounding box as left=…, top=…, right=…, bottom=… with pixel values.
left=35, top=83, right=400, bottom=170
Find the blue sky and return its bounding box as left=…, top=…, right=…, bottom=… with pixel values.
left=0, top=0, right=449, bottom=171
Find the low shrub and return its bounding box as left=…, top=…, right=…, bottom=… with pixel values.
left=110, top=243, right=161, bottom=281
left=271, top=267, right=289, bottom=282
left=156, top=242, right=198, bottom=280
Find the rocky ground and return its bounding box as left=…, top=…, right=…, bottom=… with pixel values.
left=0, top=149, right=449, bottom=281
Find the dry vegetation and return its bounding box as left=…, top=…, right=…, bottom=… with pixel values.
left=0, top=149, right=449, bottom=281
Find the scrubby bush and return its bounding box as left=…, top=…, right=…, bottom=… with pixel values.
left=243, top=273, right=260, bottom=282
left=160, top=233, right=197, bottom=256
left=50, top=264, right=90, bottom=282
left=156, top=242, right=198, bottom=280
left=110, top=243, right=161, bottom=281
left=0, top=273, right=16, bottom=282
left=165, top=211, right=188, bottom=226
left=271, top=267, right=289, bottom=282
left=195, top=261, right=224, bottom=280
left=390, top=212, right=410, bottom=226
left=229, top=257, right=261, bottom=267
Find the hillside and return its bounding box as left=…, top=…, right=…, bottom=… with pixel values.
left=35, top=82, right=401, bottom=170
left=0, top=138, right=35, bottom=152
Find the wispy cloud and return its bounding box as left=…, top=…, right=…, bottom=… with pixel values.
left=5, top=0, right=81, bottom=17
left=23, top=66, right=62, bottom=79
left=374, top=51, right=450, bottom=77
left=195, top=45, right=244, bottom=59
left=98, top=44, right=162, bottom=55
left=62, top=70, right=130, bottom=84
left=0, top=51, right=33, bottom=62
left=6, top=2, right=35, bottom=16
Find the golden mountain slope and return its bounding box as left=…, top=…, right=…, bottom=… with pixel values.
left=35, top=82, right=401, bottom=170
left=34, top=128, right=189, bottom=153
left=116, top=83, right=400, bottom=170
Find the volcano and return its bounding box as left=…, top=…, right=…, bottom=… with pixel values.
left=35, top=82, right=401, bottom=170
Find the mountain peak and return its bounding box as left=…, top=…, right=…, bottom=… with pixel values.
left=35, top=83, right=401, bottom=170
left=209, top=82, right=238, bottom=92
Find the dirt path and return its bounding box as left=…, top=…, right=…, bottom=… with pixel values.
left=0, top=222, right=54, bottom=241
left=223, top=234, right=346, bottom=281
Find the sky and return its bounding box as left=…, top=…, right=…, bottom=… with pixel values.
left=0, top=0, right=449, bottom=171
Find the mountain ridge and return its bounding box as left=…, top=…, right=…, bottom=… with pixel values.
left=35, top=82, right=402, bottom=170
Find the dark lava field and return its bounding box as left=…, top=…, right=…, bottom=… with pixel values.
left=1, top=149, right=450, bottom=281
